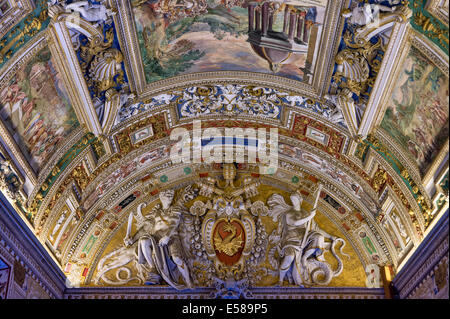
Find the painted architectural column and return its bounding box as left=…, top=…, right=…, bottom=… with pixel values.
left=283, top=5, right=289, bottom=35
left=296, top=13, right=305, bottom=43
left=248, top=2, right=256, bottom=32
left=255, top=7, right=261, bottom=31
left=288, top=10, right=297, bottom=42
left=303, top=17, right=311, bottom=43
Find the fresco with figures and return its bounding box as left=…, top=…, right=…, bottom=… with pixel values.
left=381, top=46, right=449, bottom=175
left=0, top=46, right=79, bottom=173
left=132, top=0, right=328, bottom=83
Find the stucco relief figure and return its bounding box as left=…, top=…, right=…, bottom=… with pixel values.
left=268, top=190, right=349, bottom=286
left=64, top=1, right=115, bottom=25
left=0, top=158, right=21, bottom=200
left=275, top=192, right=315, bottom=285
left=95, top=187, right=197, bottom=289
left=342, top=4, right=395, bottom=26
left=123, top=189, right=194, bottom=289
left=392, top=213, right=408, bottom=239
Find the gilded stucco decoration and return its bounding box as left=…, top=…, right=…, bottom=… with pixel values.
left=45, top=0, right=133, bottom=136
left=90, top=165, right=364, bottom=292
left=410, top=0, right=449, bottom=54
left=0, top=0, right=35, bottom=40
left=327, top=0, right=412, bottom=138
left=0, top=0, right=49, bottom=67
left=116, top=84, right=347, bottom=128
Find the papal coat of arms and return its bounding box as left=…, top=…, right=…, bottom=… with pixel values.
left=95, top=164, right=349, bottom=297
left=202, top=196, right=256, bottom=273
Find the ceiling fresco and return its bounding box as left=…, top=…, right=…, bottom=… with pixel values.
left=0, top=43, right=79, bottom=174
left=132, top=0, right=328, bottom=83
left=380, top=44, right=448, bottom=176
left=0, top=0, right=448, bottom=298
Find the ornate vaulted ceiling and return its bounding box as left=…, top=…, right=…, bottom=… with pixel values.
left=0, top=0, right=448, bottom=296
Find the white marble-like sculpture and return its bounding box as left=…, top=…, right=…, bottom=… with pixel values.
left=328, top=107, right=345, bottom=124
left=123, top=189, right=193, bottom=289
left=95, top=187, right=196, bottom=290
left=342, top=3, right=396, bottom=26
left=324, top=94, right=345, bottom=124
left=325, top=88, right=366, bottom=137
left=274, top=192, right=316, bottom=285
left=65, top=1, right=115, bottom=26
left=392, top=213, right=408, bottom=239
left=267, top=188, right=349, bottom=286
left=365, top=264, right=382, bottom=288
left=0, top=157, right=21, bottom=200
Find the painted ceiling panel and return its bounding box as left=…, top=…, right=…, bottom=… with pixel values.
left=0, top=43, right=80, bottom=174
left=380, top=45, right=448, bottom=176
left=132, top=0, right=326, bottom=83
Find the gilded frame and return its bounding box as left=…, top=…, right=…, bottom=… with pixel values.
left=372, top=26, right=449, bottom=188
left=110, top=0, right=347, bottom=100
left=0, top=0, right=35, bottom=39
left=0, top=30, right=84, bottom=187
left=426, top=0, right=449, bottom=26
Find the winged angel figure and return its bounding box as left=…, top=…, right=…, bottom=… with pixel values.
left=267, top=192, right=349, bottom=286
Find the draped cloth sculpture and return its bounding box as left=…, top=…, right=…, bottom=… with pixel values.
left=94, top=170, right=350, bottom=292
left=268, top=187, right=349, bottom=286
left=341, top=3, right=395, bottom=26
left=125, top=188, right=195, bottom=289
left=95, top=187, right=196, bottom=289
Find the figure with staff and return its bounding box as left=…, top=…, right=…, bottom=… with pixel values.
left=276, top=185, right=321, bottom=286
left=123, top=187, right=196, bottom=289
left=269, top=183, right=348, bottom=286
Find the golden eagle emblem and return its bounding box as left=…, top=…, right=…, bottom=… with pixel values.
left=214, top=222, right=244, bottom=257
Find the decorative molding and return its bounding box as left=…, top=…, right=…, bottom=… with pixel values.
left=0, top=0, right=49, bottom=68
left=0, top=192, right=66, bottom=298
left=392, top=209, right=449, bottom=298
left=410, top=0, right=449, bottom=54
left=63, top=286, right=385, bottom=299
left=0, top=0, right=35, bottom=40
left=426, top=0, right=449, bottom=26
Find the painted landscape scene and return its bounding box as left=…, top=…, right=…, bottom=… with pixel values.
left=381, top=46, right=449, bottom=175
left=132, top=0, right=328, bottom=83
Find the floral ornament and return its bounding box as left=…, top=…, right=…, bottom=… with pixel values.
left=190, top=201, right=208, bottom=217
left=250, top=201, right=269, bottom=217
left=116, top=85, right=345, bottom=127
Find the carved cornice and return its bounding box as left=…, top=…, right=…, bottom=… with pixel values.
left=0, top=0, right=35, bottom=40
left=0, top=193, right=65, bottom=298
left=63, top=286, right=385, bottom=299
left=426, top=0, right=449, bottom=26
left=393, top=210, right=449, bottom=298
